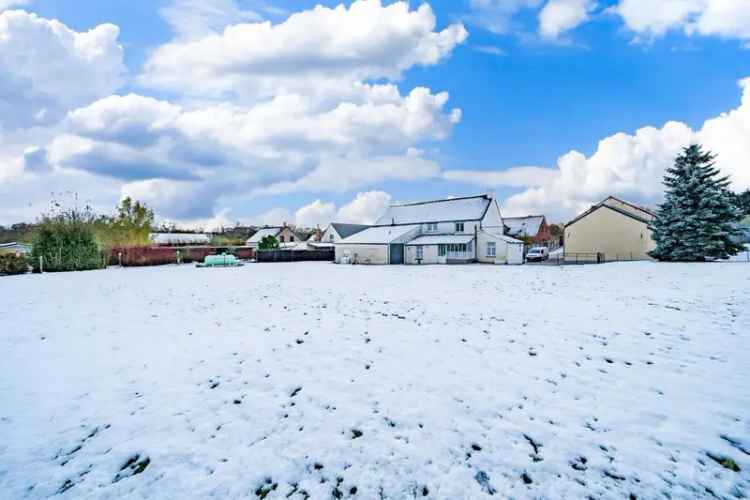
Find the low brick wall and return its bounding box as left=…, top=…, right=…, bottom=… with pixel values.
left=109, top=246, right=255, bottom=267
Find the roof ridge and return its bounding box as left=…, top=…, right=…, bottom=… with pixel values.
left=604, top=196, right=656, bottom=216
left=389, top=194, right=488, bottom=208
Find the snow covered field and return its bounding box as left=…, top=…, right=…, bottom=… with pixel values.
left=1, top=262, right=748, bottom=499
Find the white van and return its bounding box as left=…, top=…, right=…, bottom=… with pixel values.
left=526, top=247, right=548, bottom=262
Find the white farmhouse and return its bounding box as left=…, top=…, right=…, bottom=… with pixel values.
left=335, top=194, right=524, bottom=265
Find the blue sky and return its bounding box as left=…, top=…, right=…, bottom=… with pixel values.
left=1, top=0, right=749, bottom=227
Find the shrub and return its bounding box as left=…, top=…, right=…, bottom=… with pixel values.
left=258, top=235, right=280, bottom=250
left=0, top=253, right=29, bottom=275
left=32, top=203, right=104, bottom=272
left=95, top=197, right=154, bottom=251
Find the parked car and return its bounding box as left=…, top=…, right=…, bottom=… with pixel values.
left=526, top=247, right=548, bottom=262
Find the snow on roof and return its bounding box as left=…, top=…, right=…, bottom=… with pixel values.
left=504, top=216, right=545, bottom=237
left=330, top=223, right=371, bottom=239
left=406, top=234, right=474, bottom=246
left=338, top=225, right=419, bottom=244
left=374, top=195, right=491, bottom=226
left=247, top=227, right=281, bottom=243
left=150, top=233, right=210, bottom=245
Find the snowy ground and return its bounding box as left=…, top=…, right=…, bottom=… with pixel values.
left=1, top=262, right=749, bottom=499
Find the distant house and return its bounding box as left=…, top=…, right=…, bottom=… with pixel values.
left=335, top=194, right=524, bottom=265
left=246, top=225, right=302, bottom=249
left=306, top=227, right=324, bottom=243
left=564, top=196, right=656, bottom=261
left=318, top=223, right=371, bottom=246
left=0, top=242, right=32, bottom=255
left=504, top=215, right=553, bottom=247
left=149, top=233, right=211, bottom=246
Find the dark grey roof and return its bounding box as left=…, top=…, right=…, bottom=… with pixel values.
left=331, top=223, right=371, bottom=238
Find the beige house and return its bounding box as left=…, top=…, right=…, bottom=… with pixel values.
left=564, top=196, right=657, bottom=262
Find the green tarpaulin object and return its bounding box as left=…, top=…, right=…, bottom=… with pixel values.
left=196, top=253, right=244, bottom=268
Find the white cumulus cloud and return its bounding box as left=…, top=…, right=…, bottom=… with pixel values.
left=612, top=0, right=750, bottom=43
left=294, top=199, right=337, bottom=228
left=539, top=0, right=596, bottom=38
left=0, top=9, right=124, bottom=129
left=140, top=0, right=468, bottom=101
left=335, top=191, right=393, bottom=224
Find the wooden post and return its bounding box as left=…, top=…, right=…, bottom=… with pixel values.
left=39, top=255, right=43, bottom=273
left=118, top=252, right=122, bottom=267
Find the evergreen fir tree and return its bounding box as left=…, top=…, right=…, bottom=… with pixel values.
left=733, top=189, right=750, bottom=217
left=649, top=145, right=743, bottom=261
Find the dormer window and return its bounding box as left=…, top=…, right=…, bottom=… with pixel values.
left=455, top=222, right=464, bottom=233
left=426, top=223, right=438, bottom=232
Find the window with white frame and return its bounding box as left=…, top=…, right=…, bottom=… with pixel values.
left=416, top=245, right=423, bottom=259
left=425, top=222, right=438, bottom=232
left=329, top=233, right=335, bottom=241
left=438, top=244, right=446, bottom=256
left=455, top=222, right=464, bottom=232
left=487, top=241, right=496, bottom=257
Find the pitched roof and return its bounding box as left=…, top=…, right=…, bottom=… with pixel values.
left=565, top=197, right=655, bottom=228
left=338, top=225, right=419, bottom=244
left=247, top=227, right=281, bottom=243
left=150, top=233, right=210, bottom=245
left=330, top=223, right=371, bottom=239
left=374, top=195, right=492, bottom=226
left=503, top=216, right=545, bottom=237
left=603, top=196, right=656, bottom=218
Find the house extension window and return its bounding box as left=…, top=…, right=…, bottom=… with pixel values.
left=487, top=242, right=496, bottom=257
left=329, top=234, right=335, bottom=242
left=279, top=235, right=285, bottom=242
left=455, top=222, right=464, bottom=233
left=425, top=222, right=438, bottom=232
left=290, top=235, right=295, bottom=242
left=416, top=246, right=424, bottom=260
left=438, top=244, right=446, bottom=256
